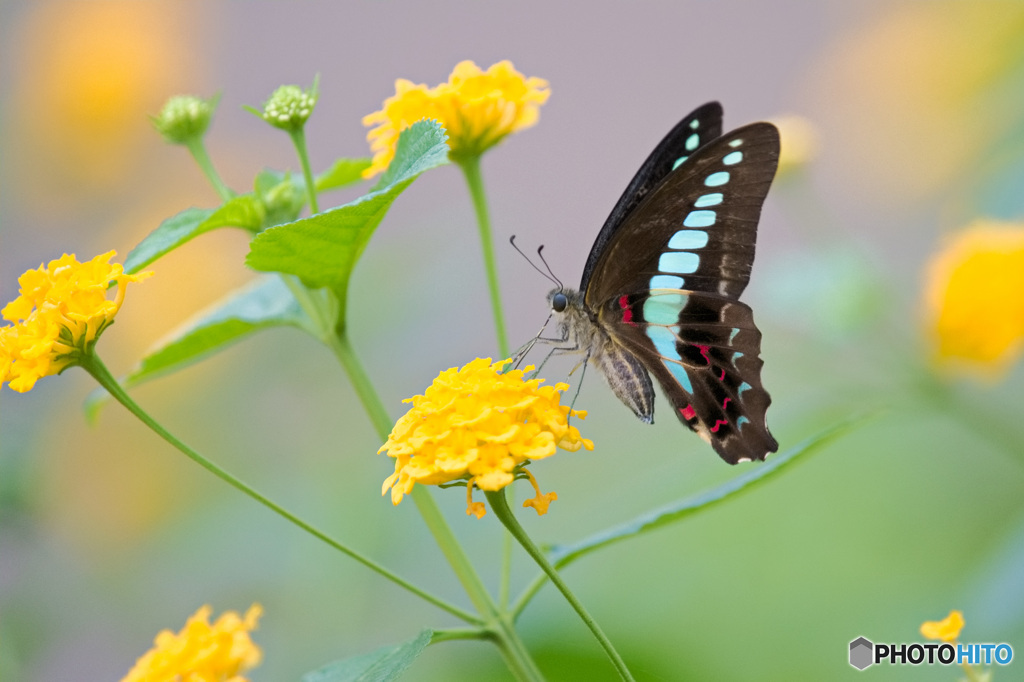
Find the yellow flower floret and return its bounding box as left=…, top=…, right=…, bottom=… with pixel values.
left=0, top=251, right=151, bottom=392
left=379, top=358, right=592, bottom=518
left=923, top=221, right=1024, bottom=377
left=362, top=60, right=550, bottom=176
left=920, top=609, right=964, bottom=643
left=122, top=604, right=262, bottom=682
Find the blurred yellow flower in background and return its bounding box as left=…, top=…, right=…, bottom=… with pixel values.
left=771, top=114, right=819, bottom=176
left=920, top=609, right=965, bottom=643
left=379, top=358, right=592, bottom=518
left=924, top=222, right=1024, bottom=377
left=122, top=604, right=262, bottom=682
left=0, top=251, right=152, bottom=392
left=362, top=60, right=550, bottom=176
left=8, top=1, right=196, bottom=203
left=804, top=3, right=1024, bottom=203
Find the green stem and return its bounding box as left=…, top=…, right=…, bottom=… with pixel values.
left=457, top=156, right=510, bottom=358
left=328, top=333, right=543, bottom=680
left=430, top=628, right=490, bottom=643
left=328, top=333, right=393, bottom=438
left=486, top=490, right=635, bottom=682
left=289, top=128, right=319, bottom=214
left=80, top=352, right=479, bottom=626
left=512, top=572, right=550, bottom=621
left=184, top=137, right=233, bottom=202
left=457, top=155, right=516, bottom=613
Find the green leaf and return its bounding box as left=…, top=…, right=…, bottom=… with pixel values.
left=84, top=276, right=310, bottom=422
left=301, top=629, right=432, bottom=682
left=246, top=120, right=448, bottom=328
left=315, top=157, right=372, bottom=192
left=548, top=414, right=875, bottom=568
left=125, top=196, right=265, bottom=273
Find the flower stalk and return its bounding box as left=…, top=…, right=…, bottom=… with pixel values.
left=458, top=155, right=509, bottom=358
left=184, top=136, right=233, bottom=202
left=289, top=127, right=319, bottom=214
left=485, top=490, right=636, bottom=681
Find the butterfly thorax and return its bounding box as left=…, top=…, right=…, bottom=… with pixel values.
left=547, top=287, right=656, bottom=424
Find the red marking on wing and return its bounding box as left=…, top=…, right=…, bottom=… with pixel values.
left=680, top=404, right=696, bottom=420
left=710, top=418, right=729, bottom=433
left=697, top=344, right=712, bottom=365
left=618, top=295, right=636, bottom=326
left=718, top=368, right=726, bottom=381
left=722, top=397, right=731, bottom=409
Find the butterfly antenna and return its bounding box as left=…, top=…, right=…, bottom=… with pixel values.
left=536, top=245, right=563, bottom=292
left=510, top=235, right=560, bottom=287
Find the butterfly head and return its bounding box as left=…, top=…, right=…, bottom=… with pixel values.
left=546, top=287, right=585, bottom=314
left=550, top=290, right=568, bottom=313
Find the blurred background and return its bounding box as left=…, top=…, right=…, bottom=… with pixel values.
left=3, top=1, right=1024, bottom=680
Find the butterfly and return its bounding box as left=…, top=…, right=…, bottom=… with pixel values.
left=545, top=102, right=779, bottom=464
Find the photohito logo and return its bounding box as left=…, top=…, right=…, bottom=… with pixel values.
left=849, top=636, right=1013, bottom=670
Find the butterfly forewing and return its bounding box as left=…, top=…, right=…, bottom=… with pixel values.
left=585, top=122, right=779, bottom=306
left=581, top=102, right=724, bottom=290
left=582, top=118, right=780, bottom=463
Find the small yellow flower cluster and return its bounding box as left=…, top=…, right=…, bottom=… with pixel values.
left=122, top=604, right=262, bottom=682
left=924, top=221, right=1024, bottom=377
left=0, top=251, right=151, bottom=392
left=379, top=358, right=592, bottom=518
left=920, top=609, right=964, bottom=642
left=363, top=60, right=550, bottom=176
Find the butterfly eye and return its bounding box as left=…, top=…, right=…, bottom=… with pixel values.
left=551, top=292, right=568, bottom=312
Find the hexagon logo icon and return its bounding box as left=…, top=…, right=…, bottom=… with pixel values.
left=849, top=636, right=874, bottom=670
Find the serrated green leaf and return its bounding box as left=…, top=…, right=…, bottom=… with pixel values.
left=84, top=276, right=310, bottom=422
left=246, top=121, right=448, bottom=329
left=125, top=196, right=265, bottom=273
left=315, top=158, right=371, bottom=192
left=547, top=414, right=874, bottom=568
left=371, top=121, right=449, bottom=191
left=301, top=629, right=432, bottom=682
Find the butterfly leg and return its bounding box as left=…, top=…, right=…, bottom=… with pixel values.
left=514, top=312, right=557, bottom=366
left=566, top=351, right=590, bottom=421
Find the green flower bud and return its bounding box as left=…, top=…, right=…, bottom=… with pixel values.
left=260, top=179, right=305, bottom=227
left=152, top=94, right=218, bottom=145
left=250, top=76, right=319, bottom=132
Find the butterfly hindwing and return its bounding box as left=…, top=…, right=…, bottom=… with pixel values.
left=581, top=102, right=724, bottom=291
left=601, top=289, right=777, bottom=463
left=582, top=116, right=780, bottom=463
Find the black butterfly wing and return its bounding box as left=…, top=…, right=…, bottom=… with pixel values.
left=600, top=291, right=777, bottom=463
left=580, top=102, right=723, bottom=291
left=586, top=122, right=780, bottom=463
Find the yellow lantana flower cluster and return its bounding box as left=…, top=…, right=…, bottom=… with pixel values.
left=0, top=251, right=151, bottom=392
left=122, top=604, right=262, bottom=682
left=920, top=609, right=965, bottom=643
left=362, top=60, right=550, bottom=176
left=923, top=221, right=1024, bottom=377
left=379, top=358, right=593, bottom=518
